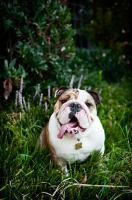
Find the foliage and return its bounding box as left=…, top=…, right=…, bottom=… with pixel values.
left=55, top=46, right=127, bottom=86
left=0, top=79, right=132, bottom=199
left=0, top=0, right=132, bottom=98
left=70, top=47, right=127, bottom=82
left=0, top=0, right=75, bottom=86
left=80, top=0, right=132, bottom=70
left=1, top=59, right=27, bottom=87
left=40, top=45, right=130, bottom=90
left=39, top=45, right=131, bottom=88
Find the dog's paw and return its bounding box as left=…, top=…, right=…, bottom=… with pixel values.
left=61, top=165, right=69, bottom=177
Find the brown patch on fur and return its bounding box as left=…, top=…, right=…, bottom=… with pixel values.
left=54, top=89, right=79, bottom=112
left=39, top=123, right=67, bottom=167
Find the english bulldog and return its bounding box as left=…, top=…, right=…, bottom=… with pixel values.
left=39, top=86, right=105, bottom=174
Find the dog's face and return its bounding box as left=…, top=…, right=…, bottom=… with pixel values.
left=54, top=86, right=101, bottom=139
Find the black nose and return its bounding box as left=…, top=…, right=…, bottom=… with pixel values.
left=70, top=102, right=82, bottom=112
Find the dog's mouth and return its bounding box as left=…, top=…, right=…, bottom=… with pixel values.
left=57, top=116, right=86, bottom=139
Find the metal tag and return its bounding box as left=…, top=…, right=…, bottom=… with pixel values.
left=75, top=142, right=82, bottom=150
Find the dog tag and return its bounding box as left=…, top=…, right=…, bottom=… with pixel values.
left=75, top=142, right=82, bottom=150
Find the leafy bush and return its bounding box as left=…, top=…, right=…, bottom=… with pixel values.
left=0, top=0, right=75, bottom=87
left=77, top=1, right=132, bottom=69
left=70, top=47, right=126, bottom=82
left=59, top=46, right=126, bottom=87
left=44, top=46, right=128, bottom=89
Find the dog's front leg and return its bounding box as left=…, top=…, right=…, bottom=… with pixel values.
left=50, top=152, right=69, bottom=176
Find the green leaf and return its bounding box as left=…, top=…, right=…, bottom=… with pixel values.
left=61, top=46, right=66, bottom=52
left=9, top=58, right=16, bottom=68
left=39, top=65, right=48, bottom=70
left=4, top=59, right=8, bottom=68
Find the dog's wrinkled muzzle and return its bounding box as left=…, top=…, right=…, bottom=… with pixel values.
left=57, top=101, right=92, bottom=139
left=69, top=102, right=82, bottom=119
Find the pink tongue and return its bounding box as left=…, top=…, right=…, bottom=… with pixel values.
left=57, top=121, right=78, bottom=139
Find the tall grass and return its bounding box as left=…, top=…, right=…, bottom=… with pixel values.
left=0, top=80, right=132, bottom=199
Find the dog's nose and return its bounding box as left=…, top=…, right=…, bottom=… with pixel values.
left=70, top=102, right=82, bottom=112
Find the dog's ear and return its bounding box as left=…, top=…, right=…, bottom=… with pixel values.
left=86, top=90, right=102, bottom=105
left=55, top=86, right=70, bottom=98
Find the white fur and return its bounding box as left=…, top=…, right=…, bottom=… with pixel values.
left=49, top=90, right=105, bottom=163
left=44, top=89, right=105, bottom=173
left=49, top=113, right=105, bottom=164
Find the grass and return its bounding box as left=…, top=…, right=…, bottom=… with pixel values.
left=0, top=78, right=132, bottom=200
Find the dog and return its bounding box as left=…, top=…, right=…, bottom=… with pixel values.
left=39, top=86, right=105, bottom=175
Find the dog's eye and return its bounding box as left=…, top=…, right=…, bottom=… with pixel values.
left=60, top=99, right=67, bottom=104
left=86, top=102, right=93, bottom=108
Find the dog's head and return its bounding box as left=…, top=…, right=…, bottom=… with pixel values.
left=54, top=86, right=101, bottom=139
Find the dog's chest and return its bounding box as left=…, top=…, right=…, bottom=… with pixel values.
left=51, top=136, right=93, bottom=163
left=48, top=112, right=104, bottom=164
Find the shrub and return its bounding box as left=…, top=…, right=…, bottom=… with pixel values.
left=0, top=0, right=75, bottom=88
left=63, top=47, right=126, bottom=86
left=81, top=1, right=132, bottom=70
